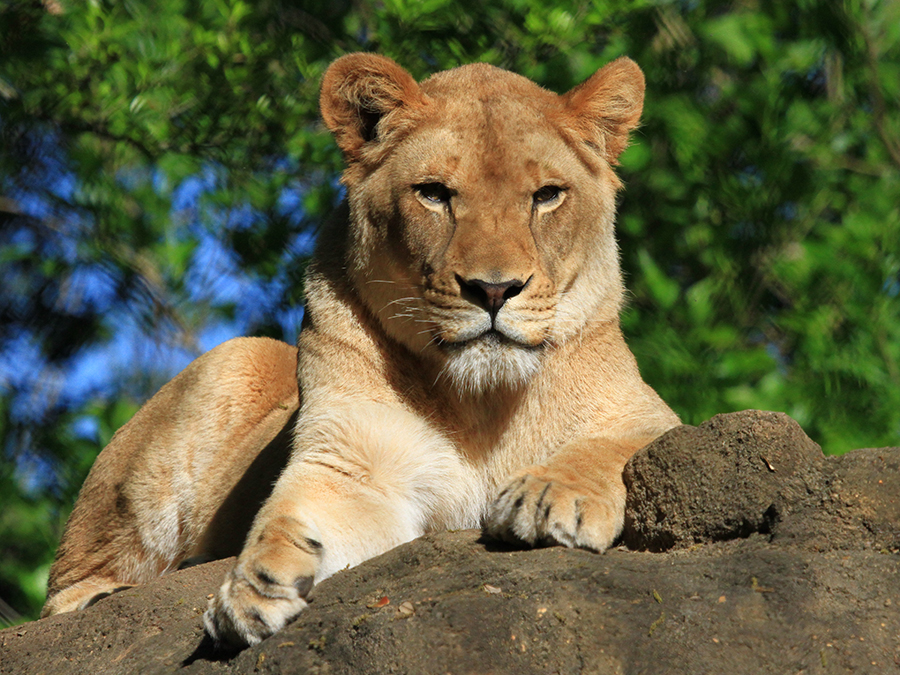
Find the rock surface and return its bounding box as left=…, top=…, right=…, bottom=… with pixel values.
left=623, top=410, right=900, bottom=553
left=2, top=411, right=899, bottom=674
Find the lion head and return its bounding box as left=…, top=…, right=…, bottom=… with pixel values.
left=319, top=54, right=645, bottom=392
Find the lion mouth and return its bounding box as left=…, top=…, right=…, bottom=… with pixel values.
left=439, top=329, right=542, bottom=352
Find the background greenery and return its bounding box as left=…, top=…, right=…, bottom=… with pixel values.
left=1, top=0, right=898, bottom=624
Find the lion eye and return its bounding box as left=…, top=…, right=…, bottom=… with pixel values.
left=414, top=182, right=453, bottom=205
left=532, top=185, right=565, bottom=207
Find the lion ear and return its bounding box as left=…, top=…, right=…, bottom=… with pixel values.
left=562, top=57, right=645, bottom=164
left=320, top=53, right=426, bottom=161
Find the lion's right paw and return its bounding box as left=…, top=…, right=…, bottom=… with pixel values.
left=203, top=522, right=322, bottom=649
left=203, top=565, right=311, bottom=648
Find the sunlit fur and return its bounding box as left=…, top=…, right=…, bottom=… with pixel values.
left=43, top=55, right=680, bottom=653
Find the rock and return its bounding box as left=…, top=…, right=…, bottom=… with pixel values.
left=623, top=410, right=900, bottom=554
left=2, top=410, right=899, bottom=674
left=623, top=410, right=826, bottom=551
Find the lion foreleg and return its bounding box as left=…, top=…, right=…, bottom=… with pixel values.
left=204, top=401, right=475, bottom=648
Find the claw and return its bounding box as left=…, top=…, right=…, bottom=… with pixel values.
left=485, top=467, right=623, bottom=553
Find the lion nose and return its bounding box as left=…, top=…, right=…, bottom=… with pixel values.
left=457, top=275, right=527, bottom=317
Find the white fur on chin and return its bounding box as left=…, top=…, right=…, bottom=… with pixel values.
left=440, top=337, right=543, bottom=393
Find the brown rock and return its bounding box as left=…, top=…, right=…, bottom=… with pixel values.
left=2, top=410, right=899, bottom=674
left=623, top=410, right=900, bottom=554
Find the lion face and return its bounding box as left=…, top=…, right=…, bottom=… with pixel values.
left=320, top=55, right=645, bottom=391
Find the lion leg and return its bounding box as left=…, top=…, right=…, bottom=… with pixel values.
left=42, top=337, right=299, bottom=617
left=40, top=577, right=135, bottom=616
left=202, top=471, right=406, bottom=649
left=204, top=401, right=475, bottom=648
left=484, top=437, right=654, bottom=552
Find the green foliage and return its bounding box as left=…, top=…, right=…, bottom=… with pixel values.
left=1, top=0, right=898, bottom=623
left=615, top=0, right=900, bottom=451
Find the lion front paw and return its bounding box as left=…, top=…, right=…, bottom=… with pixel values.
left=484, top=466, right=625, bottom=552
left=203, top=518, right=323, bottom=649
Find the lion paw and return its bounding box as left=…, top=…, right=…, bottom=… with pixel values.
left=203, top=519, right=322, bottom=648
left=484, top=467, right=624, bottom=552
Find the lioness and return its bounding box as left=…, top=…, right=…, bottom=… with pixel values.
left=42, top=53, right=679, bottom=647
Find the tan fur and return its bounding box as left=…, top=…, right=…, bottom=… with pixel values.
left=43, top=54, right=680, bottom=647
left=42, top=338, right=299, bottom=616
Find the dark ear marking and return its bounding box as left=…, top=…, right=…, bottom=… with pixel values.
left=358, top=107, right=382, bottom=144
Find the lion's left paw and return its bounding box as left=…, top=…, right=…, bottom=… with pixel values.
left=484, top=466, right=624, bottom=551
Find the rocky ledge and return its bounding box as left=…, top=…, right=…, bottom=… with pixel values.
left=2, top=411, right=898, bottom=674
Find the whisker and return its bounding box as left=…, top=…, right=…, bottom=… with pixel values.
left=382, top=296, right=420, bottom=309
left=421, top=334, right=443, bottom=354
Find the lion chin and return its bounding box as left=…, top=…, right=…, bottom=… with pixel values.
left=438, top=331, right=544, bottom=393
